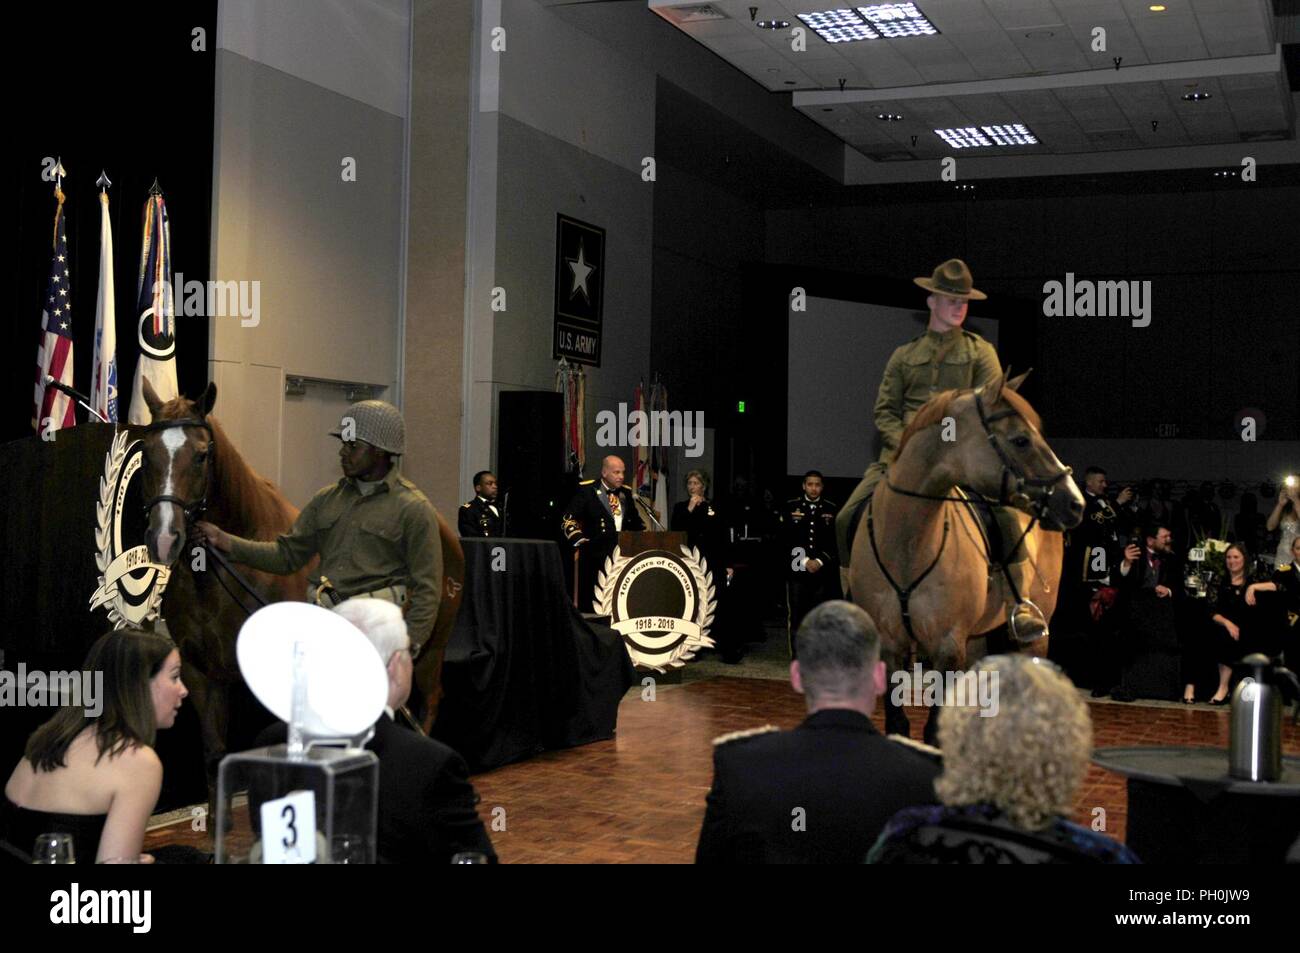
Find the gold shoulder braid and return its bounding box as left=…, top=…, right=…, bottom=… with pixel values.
left=712, top=725, right=779, bottom=746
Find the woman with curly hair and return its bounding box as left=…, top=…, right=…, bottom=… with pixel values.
left=868, top=655, right=1137, bottom=864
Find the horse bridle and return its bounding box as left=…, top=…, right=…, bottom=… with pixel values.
left=138, top=417, right=216, bottom=525
left=885, top=386, right=1073, bottom=514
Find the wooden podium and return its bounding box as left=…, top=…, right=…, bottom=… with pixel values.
left=573, top=532, right=688, bottom=608
left=618, top=530, right=686, bottom=557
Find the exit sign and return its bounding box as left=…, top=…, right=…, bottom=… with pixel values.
left=737, top=401, right=746, bottom=413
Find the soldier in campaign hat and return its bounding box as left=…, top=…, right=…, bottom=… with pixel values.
left=834, top=259, right=1050, bottom=641
left=196, top=399, right=445, bottom=655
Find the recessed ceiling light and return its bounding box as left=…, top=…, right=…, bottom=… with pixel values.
left=1182, top=91, right=1212, bottom=101
left=756, top=19, right=790, bottom=29
left=877, top=112, right=904, bottom=121
left=858, top=3, right=938, bottom=38
left=1150, top=4, right=1167, bottom=11
left=797, top=9, right=878, bottom=43
left=796, top=3, right=937, bottom=43
left=935, top=123, right=1038, bottom=148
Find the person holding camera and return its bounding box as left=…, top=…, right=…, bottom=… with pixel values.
left=1111, top=523, right=1182, bottom=701
left=1266, top=480, right=1300, bottom=569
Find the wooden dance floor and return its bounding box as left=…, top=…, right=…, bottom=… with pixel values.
left=147, top=675, right=1300, bottom=863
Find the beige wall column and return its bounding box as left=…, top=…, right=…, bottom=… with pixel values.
left=404, top=0, right=474, bottom=517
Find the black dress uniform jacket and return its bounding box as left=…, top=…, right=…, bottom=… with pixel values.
left=458, top=496, right=504, bottom=537
left=781, top=495, right=839, bottom=572
left=562, top=480, right=645, bottom=546
left=562, top=480, right=645, bottom=612
left=696, top=709, right=941, bottom=864
left=258, top=714, right=497, bottom=864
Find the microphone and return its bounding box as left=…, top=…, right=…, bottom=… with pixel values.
left=45, top=375, right=92, bottom=404
left=43, top=375, right=109, bottom=424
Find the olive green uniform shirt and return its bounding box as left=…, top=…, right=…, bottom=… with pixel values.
left=227, top=466, right=443, bottom=649
left=873, top=327, right=1001, bottom=463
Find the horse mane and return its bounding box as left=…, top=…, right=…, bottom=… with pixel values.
left=154, top=394, right=299, bottom=540
left=895, top=385, right=1043, bottom=456
left=896, top=389, right=958, bottom=456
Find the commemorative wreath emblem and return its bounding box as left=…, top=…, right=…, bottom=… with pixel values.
left=593, top=545, right=717, bottom=671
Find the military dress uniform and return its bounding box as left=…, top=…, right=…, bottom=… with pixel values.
left=695, top=709, right=942, bottom=864
left=562, top=479, right=645, bottom=612
left=780, top=494, right=841, bottom=656
left=458, top=495, right=503, bottom=537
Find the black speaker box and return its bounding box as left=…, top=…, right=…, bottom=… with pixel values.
left=497, top=391, right=568, bottom=540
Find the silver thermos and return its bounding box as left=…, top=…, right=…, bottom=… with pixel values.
left=1228, top=653, right=1300, bottom=782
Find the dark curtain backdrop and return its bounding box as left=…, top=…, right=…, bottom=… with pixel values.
left=4, top=4, right=217, bottom=445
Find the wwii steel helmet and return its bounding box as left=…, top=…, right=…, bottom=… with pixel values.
left=330, top=400, right=405, bottom=455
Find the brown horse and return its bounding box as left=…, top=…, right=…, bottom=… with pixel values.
left=848, top=370, right=1084, bottom=745
left=133, top=380, right=464, bottom=798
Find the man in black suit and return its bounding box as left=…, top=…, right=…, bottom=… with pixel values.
left=258, top=599, right=497, bottom=863
left=562, top=455, right=645, bottom=611
left=458, top=470, right=504, bottom=537
left=696, top=600, right=940, bottom=864
left=1112, top=521, right=1183, bottom=701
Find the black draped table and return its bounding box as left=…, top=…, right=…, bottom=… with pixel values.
left=431, top=539, right=637, bottom=772
left=1093, top=746, right=1300, bottom=864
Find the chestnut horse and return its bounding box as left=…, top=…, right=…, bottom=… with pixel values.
left=848, top=371, right=1084, bottom=745
left=133, top=380, right=464, bottom=806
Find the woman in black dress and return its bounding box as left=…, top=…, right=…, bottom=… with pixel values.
left=1193, top=543, right=1264, bottom=705
left=670, top=470, right=730, bottom=582
left=670, top=470, right=736, bottom=660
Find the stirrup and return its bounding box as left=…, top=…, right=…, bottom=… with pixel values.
left=1010, top=599, right=1049, bottom=644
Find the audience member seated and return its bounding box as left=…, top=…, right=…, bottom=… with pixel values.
left=2, top=627, right=186, bottom=864
left=259, top=599, right=497, bottom=864
left=1246, top=534, right=1300, bottom=663
left=1191, top=544, right=1268, bottom=705
left=1110, top=522, right=1182, bottom=701
left=868, top=655, right=1139, bottom=864
left=695, top=601, right=940, bottom=864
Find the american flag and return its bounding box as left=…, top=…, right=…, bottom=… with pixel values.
left=33, top=197, right=76, bottom=432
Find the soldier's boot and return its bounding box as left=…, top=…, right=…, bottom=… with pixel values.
left=1005, top=558, right=1048, bottom=644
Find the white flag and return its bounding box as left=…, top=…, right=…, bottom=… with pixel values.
left=127, top=192, right=179, bottom=425
left=91, top=190, right=119, bottom=423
